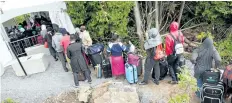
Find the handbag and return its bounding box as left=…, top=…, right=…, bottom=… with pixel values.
left=44, top=42, right=48, bottom=48
left=78, top=72, right=86, bottom=81
left=154, top=44, right=165, bottom=60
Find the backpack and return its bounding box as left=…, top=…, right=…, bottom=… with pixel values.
left=154, top=44, right=165, bottom=60
left=170, top=31, right=184, bottom=55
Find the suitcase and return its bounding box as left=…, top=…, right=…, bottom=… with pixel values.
left=89, top=53, right=102, bottom=67
left=152, top=60, right=168, bottom=80
left=201, top=82, right=224, bottom=103
left=202, top=69, right=221, bottom=84
left=128, top=53, right=140, bottom=66
left=95, top=64, right=102, bottom=78
left=125, top=63, right=138, bottom=84
left=102, top=62, right=112, bottom=78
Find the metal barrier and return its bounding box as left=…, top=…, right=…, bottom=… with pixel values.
left=9, top=35, right=44, bottom=57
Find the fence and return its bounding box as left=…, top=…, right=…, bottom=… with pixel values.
left=9, top=35, right=43, bottom=57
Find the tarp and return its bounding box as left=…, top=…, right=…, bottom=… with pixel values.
left=0, top=1, right=76, bottom=67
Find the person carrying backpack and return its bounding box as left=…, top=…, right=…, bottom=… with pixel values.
left=165, top=21, right=185, bottom=84
left=139, top=28, right=162, bottom=85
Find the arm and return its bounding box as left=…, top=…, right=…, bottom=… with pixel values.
left=213, top=49, right=222, bottom=68
left=85, top=32, right=92, bottom=46
left=165, top=36, right=172, bottom=56
left=191, top=48, right=199, bottom=64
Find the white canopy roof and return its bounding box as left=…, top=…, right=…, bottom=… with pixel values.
left=0, top=0, right=67, bottom=23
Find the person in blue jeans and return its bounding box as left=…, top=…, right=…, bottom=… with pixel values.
left=191, top=37, right=221, bottom=98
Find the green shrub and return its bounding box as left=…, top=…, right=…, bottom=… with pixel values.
left=215, top=34, right=232, bottom=65
left=168, top=66, right=197, bottom=103
left=2, top=98, right=17, bottom=103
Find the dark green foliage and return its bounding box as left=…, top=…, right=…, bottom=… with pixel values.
left=66, top=1, right=134, bottom=38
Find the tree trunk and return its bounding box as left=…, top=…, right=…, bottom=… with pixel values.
left=134, top=1, right=144, bottom=50
left=178, top=1, right=185, bottom=25
left=155, top=1, right=159, bottom=31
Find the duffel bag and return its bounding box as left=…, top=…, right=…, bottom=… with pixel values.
left=87, top=43, right=104, bottom=55
left=202, top=69, right=221, bottom=84
left=128, top=53, right=140, bottom=66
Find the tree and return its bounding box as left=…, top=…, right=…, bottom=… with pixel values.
left=66, top=1, right=134, bottom=38
left=178, top=1, right=185, bottom=25
left=133, top=1, right=144, bottom=49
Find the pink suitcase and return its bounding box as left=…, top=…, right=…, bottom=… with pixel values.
left=128, top=53, right=140, bottom=66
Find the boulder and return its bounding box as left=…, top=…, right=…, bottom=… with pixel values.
left=92, top=82, right=139, bottom=103
left=78, top=86, right=92, bottom=103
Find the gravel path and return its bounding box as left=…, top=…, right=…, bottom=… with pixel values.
left=1, top=56, right=196, bottom=103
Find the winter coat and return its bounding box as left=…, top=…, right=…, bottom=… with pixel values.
left=191, top=37, right=221, bottom=79
left=165, top=22, right=185, bottom=56
left=67, top=42, right=89, bottom=72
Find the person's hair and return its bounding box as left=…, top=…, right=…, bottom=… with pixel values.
left=67, top=32, right=70, bottom=35
left=112, top=34, right=118, bottom=42
left=75, top=36, right=81, bottom=42
left=52, top=23, right=59, bottom=32
left=70, top=34, right=76, bottom=42
left=47, top=27, right=53, bottom=32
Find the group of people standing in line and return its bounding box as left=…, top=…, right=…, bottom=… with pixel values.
left=41, top=21, right=222, bottom=99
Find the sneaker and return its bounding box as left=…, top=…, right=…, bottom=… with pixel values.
left=139, top=81, right=147, bottom=85
left=73, top=85, right=79, bottom=88
left=88, top=80, right=92, bottom=84
left=168, top=81, right=178, bottom=84
left=152, top=79, right=159, bottom=85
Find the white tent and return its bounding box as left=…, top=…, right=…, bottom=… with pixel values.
left=0, top=0, right=76, bottom=67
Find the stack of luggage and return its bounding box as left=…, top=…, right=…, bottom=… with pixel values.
left=201, top=69, right=224, bottom=103
left=125, top=53, right=140, bottom=84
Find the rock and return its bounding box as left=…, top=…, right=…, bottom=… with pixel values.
left=92, top=82, right=139, bottom=103
left=78, top=86, right=92, bottom=103
left=92, top=81, right=111, bottom=99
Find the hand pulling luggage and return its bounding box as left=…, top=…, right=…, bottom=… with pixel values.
left=202, top=69, right=221, bottom=84
left=201, top=82, right=224, bottom=103
left=125, top=63, right=138, bottom=84
left=95, top=64, right=102, bottom=78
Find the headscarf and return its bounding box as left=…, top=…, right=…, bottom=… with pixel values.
left=41, top=25, right=46, bottom=31
left=198, top=37, right=214, bottom=57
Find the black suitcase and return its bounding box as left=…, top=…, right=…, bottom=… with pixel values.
left=101, top=53, right=112, bottom=78
left=202, top=69, right=221, bottom=84
left=201, top=82, right=224, bottom=103
left=152, top=60, right=169, bottom=80
left=89, top=53, right=102, bottom=67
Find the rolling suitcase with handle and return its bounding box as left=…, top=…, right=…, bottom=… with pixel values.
left=201, top=82, right=224, bottom=103
left=95, top=64, right=102, bottom=78
left=125, top=63, right=138, bottom=84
